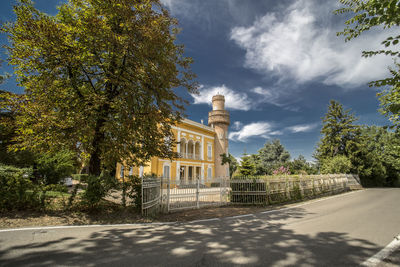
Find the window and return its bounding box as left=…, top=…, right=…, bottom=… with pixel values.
left=207, top=144, right=212, bottom=160
left=129, top=166, right=133, bottom=176
left=207, top=167, right=212, bottom=178
left=120, top=165, right=124, bottom=178
left=163, top=165, right=170, bottom=178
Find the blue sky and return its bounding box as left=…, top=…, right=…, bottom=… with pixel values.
left=0, top=0, right=396, bottom=161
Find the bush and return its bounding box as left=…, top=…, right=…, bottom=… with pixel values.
left=36, top=150, right=77, bottom=185
left=43, top=183, right=68, bottom=193
left=320, top=155, right=352, bottom=174
left=125, top=175, right=142, bottom=209
left=80, top=172, right=118, bottom=209
left=0, top=164, right=45, bottom=211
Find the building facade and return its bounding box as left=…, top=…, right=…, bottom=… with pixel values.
left=116, top=95, right=230, bottom=181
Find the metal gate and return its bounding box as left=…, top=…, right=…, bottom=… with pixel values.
left=141, top=177, right=161, bottom=216
left=160, top=177, right=230, bottom=212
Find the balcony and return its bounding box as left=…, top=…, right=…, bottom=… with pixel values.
left=178, top=153, right=202, bottom=160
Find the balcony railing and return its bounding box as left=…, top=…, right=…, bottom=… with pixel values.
left=178, top=153, right=202, bottom=160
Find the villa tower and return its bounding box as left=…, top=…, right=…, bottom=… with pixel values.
left=208, top=95, right=230, bottom=177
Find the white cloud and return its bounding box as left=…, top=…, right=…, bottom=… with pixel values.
left=191, top=84, right=252, bottom=111
left=229, top=121, right=319, bottom=142
left=232, top=121, right=243, bottom=130
left=229, top=122, right=274, bottom=142
left=230, top=0, right=396, bottom=88
left=286, top=123, right=318, bottom=133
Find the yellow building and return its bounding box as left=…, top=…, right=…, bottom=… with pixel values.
left=116, top=95, right=230, bottom=182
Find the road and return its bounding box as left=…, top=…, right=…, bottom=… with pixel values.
left=1, top=188, right=399, bottom=266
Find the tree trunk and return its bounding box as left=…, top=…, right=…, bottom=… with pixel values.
left=88, top=118, right=105, bottom=176
left=88, top=104, right=109, bottom=176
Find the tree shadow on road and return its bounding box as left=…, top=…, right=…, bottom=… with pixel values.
left=0, top=208, right=379, bottom=266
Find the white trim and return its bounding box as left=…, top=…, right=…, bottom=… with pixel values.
left=172, top=126, right=215, bottom=140
left=201, top=136, right=204, bottom=160
left=139, top=166, right=144, bottom=178
left=158, top=159, right=173, bottom=162
left=182, top=118, right=214, bottom=132
left=157, top=159, right=214, bottom=165
left=176, top=161, right=180, bottom=181
left=180, top=162, right=204, bottom=166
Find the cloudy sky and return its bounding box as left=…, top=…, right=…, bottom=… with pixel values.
left=0, top=0, right=396, bottom=161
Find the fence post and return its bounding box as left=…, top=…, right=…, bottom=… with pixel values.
left=196, top=178, right=200, bottom=209
left=167, top=176, right=170, bottom=213
left=219, top=177, right=223, bottom=204
left=141, top=176, right=144, bottom=216
left=299, top=178, right=304, bottom=199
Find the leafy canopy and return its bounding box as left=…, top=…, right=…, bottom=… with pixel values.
left=2, top=0, right=197, bottom=175
left=255, top=139, right=290, bottom=175
left=335, top=0, right=400, bottom=127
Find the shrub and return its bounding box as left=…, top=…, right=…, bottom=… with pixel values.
left=125, top=175, right=142, bottom=209
left=320, top=155, right=352, bottom=174
left=0, top=164, right=45, bottom=211
left=80, top=172, right=118, bottom=209
left=36, top=150, right=77, bottom=185
left=43, top=183, right=68, bottom=193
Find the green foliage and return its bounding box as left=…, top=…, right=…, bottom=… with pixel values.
left=220, top=153, right=238, bottom=178
left=81, top=172, right=117, bottom=209
left=320, top=155, right=352, bottom=174
left=238, top=154, right=257, bottom=176
left=315, top=100, right=359, bottom=161
left=71, top=173, right=89, bottom=182
left=125, top=175, right=142, bottom=210
left=2, top=0, right=197, bottom=176
left=43, top=183, right=68, bottom=193
left=36, top=150, right=77, bottom=184
left=349, top=126, right=400, bottom=186
left=252, top=139, right=291, bottom=175
left=0, top=164, right=44, bottom=211
left=335, top=0, right=400, bottom=128
left=288, top=155, right=318, bottom=175
left=0, top=90, right=35, bottom=167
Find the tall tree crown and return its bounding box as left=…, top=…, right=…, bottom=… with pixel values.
left=1, top=0, right=197, bottom=175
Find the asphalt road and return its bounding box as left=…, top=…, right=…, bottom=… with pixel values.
left=1, top=188, right=399, bottom=267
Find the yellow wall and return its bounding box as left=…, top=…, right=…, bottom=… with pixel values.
left=116, top=119, right=216, bottom=181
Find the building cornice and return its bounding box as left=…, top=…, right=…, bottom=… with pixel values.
left=181, top=118, right=215, bottom=132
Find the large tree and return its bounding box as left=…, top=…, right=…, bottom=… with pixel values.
left=255, top=139, right=290, bottom=175
left=315, top=100, right=359, bottom=161
left=335, top=0, right=400, bottom=127
left=2, top=0, right=197, bottom=175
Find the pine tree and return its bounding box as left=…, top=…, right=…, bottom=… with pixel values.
left=238, top=154, right=256, bottom=177
left=315, top=100, right=359, bottom=161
